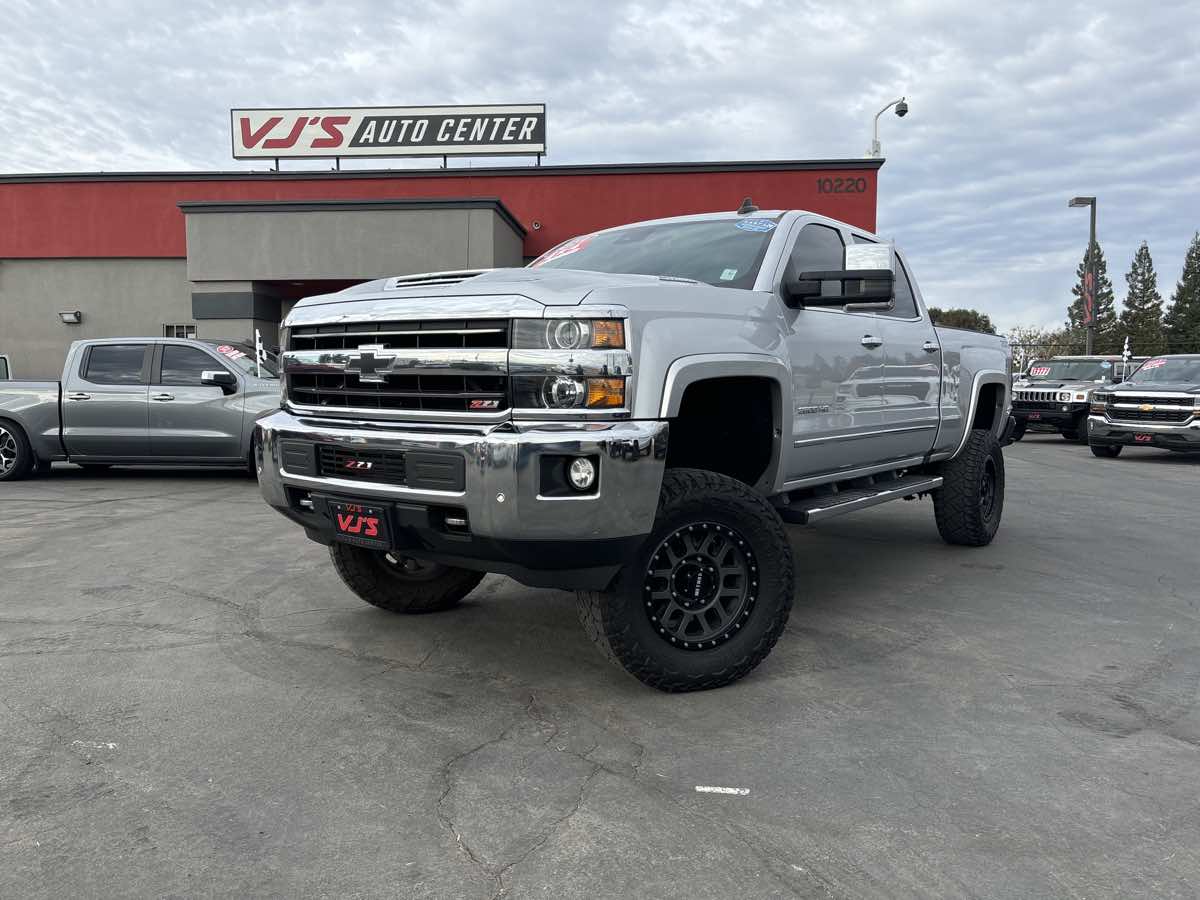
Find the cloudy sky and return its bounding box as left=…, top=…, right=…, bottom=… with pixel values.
left=3, top=0, right=1198, bottom=332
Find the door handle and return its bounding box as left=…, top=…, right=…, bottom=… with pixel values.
left=67, top=392, right=91, bottom=401
left=922, top=340, right=940, bottom=353
left=860, top=335, right=883, bottom=349
left=150, top=393, right=175, bottom=402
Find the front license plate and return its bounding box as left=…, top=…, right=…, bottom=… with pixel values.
left=330, top=501, right=391, bottom=549
left=1134, top=434, right=1154, bottom=443
left=1027, top=412, right=1041, bottom=420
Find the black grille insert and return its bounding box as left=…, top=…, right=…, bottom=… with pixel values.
left=317, top=445, right=407, bottom=486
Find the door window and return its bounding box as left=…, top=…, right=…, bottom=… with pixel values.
left=789, top=224, right=846, bottom=299
left=82, top=344, right=148, bottom=384
left=160, top=345, right=229, bottom=386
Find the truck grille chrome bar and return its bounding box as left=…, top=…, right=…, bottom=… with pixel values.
left=285, top=319, right=510, bottom=414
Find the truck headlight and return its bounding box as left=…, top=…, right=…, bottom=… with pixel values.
left=1090, top=392, right=1110, bottom=414
left=1058, top=391, right=1072, bottom=402
left=513, top=375, right=626, bottom=409
left=513, top=319, right=625, bottom=350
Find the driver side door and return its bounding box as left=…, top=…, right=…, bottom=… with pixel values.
left=780, top=222, right=886, bottom=481
left=148, top=343, right=245, bottom=460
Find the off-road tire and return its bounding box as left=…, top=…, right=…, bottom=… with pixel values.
left=576, top=468, right=794, bottom=692
left=1010, top=420, right=1026, bottom=441
left=329, top=544, right=484, bottom=613
left=0, top=421, right=34, bottom=482
left=1090, top=444, right=1122, bottom=458
left=933, top=428, right=1004, bottom=547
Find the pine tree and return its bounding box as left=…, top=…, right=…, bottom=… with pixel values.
left=1164, top=232, right=1200, bottom=354
left=1066, top=241, right=1119, bottom=353
left=1118, top=241, right=1166, bottom=356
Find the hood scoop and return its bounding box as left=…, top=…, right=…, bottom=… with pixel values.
left=383, top=269, right=491, bottom=291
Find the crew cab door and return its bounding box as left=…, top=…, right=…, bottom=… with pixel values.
left=780, top=222, right=885, bottom=479
left=62, top=343, right=152, bottom=458
left=865, top=244, right=943, bottom=461
left=148, top=343, right=245, bottom=460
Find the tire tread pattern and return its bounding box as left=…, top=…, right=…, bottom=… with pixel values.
left=933, top=429, right=1004, bottom=546
left=329, top=544, right=484, bottom=613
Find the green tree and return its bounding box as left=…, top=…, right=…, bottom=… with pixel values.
left=1164, top=232, right=1200, bottom=354
left=1118, top=241, right=1166, bottom=356
left=1066, top=241, right=1119, bottom=352
left=927, top=307, right=996, bottom=333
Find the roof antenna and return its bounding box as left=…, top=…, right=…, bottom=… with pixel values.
left=737, top=197, right=758, bottom=215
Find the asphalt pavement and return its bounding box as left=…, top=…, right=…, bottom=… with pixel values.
left=1, top=436, right=1198, bottom=899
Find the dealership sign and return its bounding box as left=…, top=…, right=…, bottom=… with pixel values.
left=230, top=104, right=546, bottom=159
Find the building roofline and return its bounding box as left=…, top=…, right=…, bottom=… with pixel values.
left=0, top=157, right=884, bottom=185
left=177, top=196, right=527, bottom=236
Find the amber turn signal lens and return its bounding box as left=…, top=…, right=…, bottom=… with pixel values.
left=591, top=320, right=625, bottom=348
left=585, top=377, right=625, bottom=408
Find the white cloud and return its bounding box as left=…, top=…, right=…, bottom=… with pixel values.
left=1, top=0, right=1198, bottom=333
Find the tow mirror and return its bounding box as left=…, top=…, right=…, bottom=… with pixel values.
left=201, top=369, right=237, bottom=393
left=781, top=241, right=896, bottom=310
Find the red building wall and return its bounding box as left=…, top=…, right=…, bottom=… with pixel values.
left=0, top=160, right=880, bottom=261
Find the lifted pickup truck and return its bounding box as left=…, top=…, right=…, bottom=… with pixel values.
left=0, top=338, right=279, bottom=480
left=257, top=208, right=1013, bottom=691
left=1012, top=355, right=1144, bottom=441
left=1088, top=354, right=1200, bottom=456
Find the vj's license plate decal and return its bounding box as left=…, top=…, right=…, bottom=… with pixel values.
left=330, top=501, right=390, bottom=548
left=1027, top=412, right=1041, bottom=419
left=1134, top=434, right=1153, bottom=443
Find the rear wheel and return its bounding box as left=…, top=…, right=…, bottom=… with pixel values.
left=0, top=421, right=34, bottom=482
left=1090, top=444, right=1122, bottom=458
left=577, top=468, right=794, bottom=692
left=329, top=544, right=484, bottom=613
left=933, top=429, right=1004, bottom=547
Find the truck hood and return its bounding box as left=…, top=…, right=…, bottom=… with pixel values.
left=287, top=267, right=696, bottom=323
left=1111, top=382, right=1200, bottom=394
left=1015, top=379, right=1105, bottom=391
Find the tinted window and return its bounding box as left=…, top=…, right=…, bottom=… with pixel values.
left=790, top=224, right=845, bottom=275
left=161, top=345, right=226, bottom=386
left=83, top=344, right=147, bottom=384
left=200, top=341, right=278, bottom=378
left=0, top=357, right=8, bottom=379
left=529, top=219, right=779, bottom=290
left=885, top=259, right=919, bottom=318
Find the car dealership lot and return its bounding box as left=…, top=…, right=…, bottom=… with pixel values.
left=2, top=439, right=1198, bottom=899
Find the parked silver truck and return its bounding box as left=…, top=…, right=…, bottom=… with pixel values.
left=0, top=338, right=280, bottom=480
left=1088, top=354, right=1200, bottom=457
left=256, top=208, right=1013, bottom=691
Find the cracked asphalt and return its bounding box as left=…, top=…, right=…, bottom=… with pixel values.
left=2, top=436, right=1199, bottom=898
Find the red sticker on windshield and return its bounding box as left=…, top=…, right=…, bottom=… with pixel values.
left=216, top=344, right=247, bottom=360
left=1142, top=358, right=1166, bottom=369
left=530, top=234, right=593, bottom=267
left=1029, top=366, right=1050, bottom=376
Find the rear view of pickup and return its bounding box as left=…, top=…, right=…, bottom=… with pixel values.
left=0, top=338, right=280, bottom=481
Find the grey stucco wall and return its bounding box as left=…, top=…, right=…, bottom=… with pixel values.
left=0, top=258, right=193, bottom=380
left=185, top=207, right=524, bottom=282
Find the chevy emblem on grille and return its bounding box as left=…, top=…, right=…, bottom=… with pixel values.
left=1139, top=404, right=1154, bottom=412
left=344, top=344, right=396, bottom=383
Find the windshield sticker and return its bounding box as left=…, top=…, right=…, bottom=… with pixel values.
left=1101, top=360, right=1111, bottom=368
left=1029, top=365, right=1050, bottom=377
left=216, top=344, right=248, bottom=360
left=530, top=234, right=593, bottom=267
left=734, top=218, right=776, bottom=233
left=1142, top=358, right=1166, bottom=370
left=720, top=268, right=739, bottom=281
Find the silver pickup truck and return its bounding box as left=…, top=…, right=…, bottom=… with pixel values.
left=257, top=208, right=1013, bottom=691
left=1088, top=354, right=1200, bottom=456
left=0, top=338, right=279, bottom=480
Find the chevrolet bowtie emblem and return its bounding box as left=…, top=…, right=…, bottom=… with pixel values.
left=344, top=344, right=395, bottom=383
left=1139, top=404, right=1154, bottom=412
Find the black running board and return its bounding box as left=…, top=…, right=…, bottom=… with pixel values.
left=775, top=475, right=943, bottom=525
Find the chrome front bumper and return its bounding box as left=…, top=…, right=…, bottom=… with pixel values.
left=1088, top=415, right=1200, bottom=448
left=257, top=410, right=669, bottom=587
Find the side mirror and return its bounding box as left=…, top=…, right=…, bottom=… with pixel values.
left=783, top=269, right=895, bottom=309
left=201, top=370, right=237, bottom=393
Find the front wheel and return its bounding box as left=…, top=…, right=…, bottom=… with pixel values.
left=933, top=428, right=1004, bottom=546
left=329, top=544, right=485, bottom=613
left=1091, top=444, right=1122, bottom=458
left=577, top=468, right=795, bottom=692
left=1010, top=420, right=1026, bottom=441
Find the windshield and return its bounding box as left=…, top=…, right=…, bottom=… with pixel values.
left=528, top=218, right=780, bottom=290
left=202, top=341, right=279, bottom=378
left=1026, top=359, right=1112, bottom=381
left=1126, top=357, right=1200, bottom=384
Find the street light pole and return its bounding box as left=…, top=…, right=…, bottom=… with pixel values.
left=1069, top=196, right=1098, bottom=354
left=868, top=97, right=908, bottom=158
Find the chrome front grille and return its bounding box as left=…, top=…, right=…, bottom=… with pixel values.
left=284, top=319, right=510, bottom=414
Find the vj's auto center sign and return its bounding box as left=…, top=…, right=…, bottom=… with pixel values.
left=230, top=104, right=546, bottom=159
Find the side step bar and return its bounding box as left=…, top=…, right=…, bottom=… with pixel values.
left=775, top=475, right=943, bottom=525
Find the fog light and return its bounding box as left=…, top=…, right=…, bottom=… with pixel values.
left=567, top=457, right=596, bottom=491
